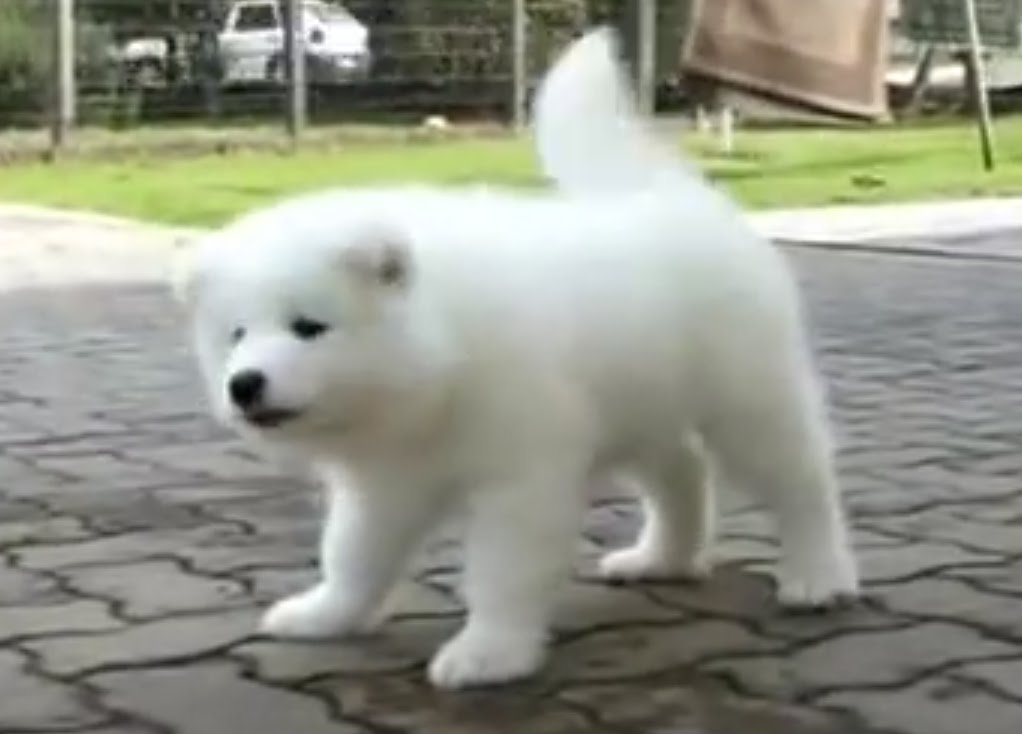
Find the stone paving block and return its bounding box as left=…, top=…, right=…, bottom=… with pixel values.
left=64, top=558, right=248, bottom=620
left=581, top=501, right=642, bottom=550
left=0, top=421, right=48, bottom=446
left=0, top=561, right=66, bottom=606
left=234, top=617, right=459, bottom=684
left=547, top=618, right=783, bottom=684
left=856, top=539, right=995, bottom=585
left=90, top=662, right=358, bottom=734
left=28, top=452, right=195, bottom=489
left=10, top=431, right=181, bottom=458
left=631, top=565, right=902, bottom=642
left=850, top=525, right=911, bottom=549
left=0, top=497, right=52, bottom=524
left=884, top=509, right=1022, bottom=556
left=943, top=560, right=1022, bottom=596
left=0, top=600, right=123, bottom=642
left=707, top=535, right=778, bottom=567
left=237, top=564, right=320, bottom=602
left=557, top=681, right=863, bottom=734
left=126, top=442, right=290, bottom=481
left=41, top=494, right=211, bottom=534
left=0, top=649, right=107, bottom=731
left=74, top=727, right=162, bottom=734
left=0, top=452, right=47, bottom=486
left=307, top=673, right=597, bottom=734
left=202, top=492, right=323, bottom=537
left=551, top=580, right=690, bottom=637
left=12, top=524, right=248, bottom=570
left=716, top=510, right=777, bottom=541
left=24, top=607, right=259, bottom=677
left=0, top=412, right=129, bottom=447
left=950, top=502, right=1022, bottom=524
left=179, top=540, right=317, bottom=575
left=0, top=473, right=83, bottom=502
left=870, top=466, right=1021, bottom=504
left=965, top=452, right=1022, bottom=476
left=879, top=576, right=1022, bottom=639
left=0, top=515, right=92, bottom=546
left=702, top=623, right=1015, bottom=700
left=151, top=481, right=278, bottom=507
left=956, top=655, right=1022, bottom=700
left=818, top=674, right=1022, bottom=734
left=624, top=564, right=778, bottom=618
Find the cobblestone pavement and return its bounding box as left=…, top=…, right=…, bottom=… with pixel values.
left=3, top=214, right=1022, bottom=734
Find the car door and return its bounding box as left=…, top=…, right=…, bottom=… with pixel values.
left=218, top=1, right=283, bottom=82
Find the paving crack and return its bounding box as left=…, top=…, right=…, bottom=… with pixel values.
left=799, top=652, right=1022, bottom=705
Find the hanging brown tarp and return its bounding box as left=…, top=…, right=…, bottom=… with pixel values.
left=681, top=0, right=891, bottom=120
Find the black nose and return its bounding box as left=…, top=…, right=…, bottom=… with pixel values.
left=228, top=370, right=266, bottom=409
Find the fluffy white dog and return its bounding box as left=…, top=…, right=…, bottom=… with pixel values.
left=174, top=28, right=859, bottom=689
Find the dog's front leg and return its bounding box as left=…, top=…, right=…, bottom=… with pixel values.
left=428, top=461, right=585, bottom=689
left=260, top=474, right=441, bottom=639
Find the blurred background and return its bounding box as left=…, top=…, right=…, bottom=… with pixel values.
left=2, top=0, right=1021, bottom=151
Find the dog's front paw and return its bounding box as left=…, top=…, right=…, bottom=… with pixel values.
left=428, top=624, right=546, bottom=689
left=776, top=548, right=860, bottom=610
left=259, top=584, right=377, bottom=639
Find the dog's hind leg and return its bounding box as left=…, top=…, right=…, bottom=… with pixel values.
left=702, top=354, right=859, bottom=608
left=599, top=432, right=716, bottom=582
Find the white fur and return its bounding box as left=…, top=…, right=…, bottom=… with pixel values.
left=176, top=28, right=858, bottom=690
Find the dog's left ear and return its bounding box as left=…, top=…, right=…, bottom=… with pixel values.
left=340, top=235, right=412, bottom=290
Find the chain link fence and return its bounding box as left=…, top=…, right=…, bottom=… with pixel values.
left=2, top=1, right=1021, bottom=155
left=1, top=1, right=686, bottom=143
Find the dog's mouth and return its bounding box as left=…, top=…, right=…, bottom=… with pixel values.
left=242, top=407, right=303, bottom=429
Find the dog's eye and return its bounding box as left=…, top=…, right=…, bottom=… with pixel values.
left=230, top=327, right=246, bottom=344
left=290, top=316, right=330, bottom=341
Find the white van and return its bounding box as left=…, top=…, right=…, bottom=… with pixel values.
left=218, top=0, right=371, bottom=84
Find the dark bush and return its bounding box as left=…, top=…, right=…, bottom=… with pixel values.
left=0, top=0, right=50, bottom=124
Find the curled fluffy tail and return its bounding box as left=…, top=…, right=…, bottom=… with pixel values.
left=532, top=27, right=697, bottom=194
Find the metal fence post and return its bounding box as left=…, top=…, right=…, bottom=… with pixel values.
left=511, top=0, right=528, bottom=130
left=962, top=0, right=996, bottom=170
left=51, top=0, right=76, bottom=153
left=636, top=0, right=656, bottom=116
left=283, top=0, right=307, bottom=143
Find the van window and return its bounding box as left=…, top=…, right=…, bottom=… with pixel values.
left=234, top=4, right=278, bottom=30
left=305, top=1, right=354, bottom=23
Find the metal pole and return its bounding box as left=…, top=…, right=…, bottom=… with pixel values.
left=636, top=0, right=656, bottom=115
left=907, top=45, right=936, bottom=113
left=962, top=0, right=995, bottom=170
left=51, top=0, right=76, bottom=152
left=283, top=0, right=307, bottom=143
left=719, top=105, right=734, bottom=155
left=511, top=0, right=527, bottom=130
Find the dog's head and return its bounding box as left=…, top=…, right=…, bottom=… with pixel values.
left=174, top=194, right=458, bottom=453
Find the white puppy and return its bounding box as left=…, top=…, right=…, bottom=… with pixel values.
left=174, top=28, right=858, bottom=689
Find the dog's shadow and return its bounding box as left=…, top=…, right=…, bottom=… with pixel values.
left=235, top=562, right=877, bottom=732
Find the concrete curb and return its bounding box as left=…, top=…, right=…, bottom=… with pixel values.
left=2, top=198, right=1021, bottom=266
left=0, top=203, right=201, bottom=245
left=748, top=198, right=1022, bottom=247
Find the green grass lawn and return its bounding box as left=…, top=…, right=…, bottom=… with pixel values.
left=1, top=117, right=1021, bottom=227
